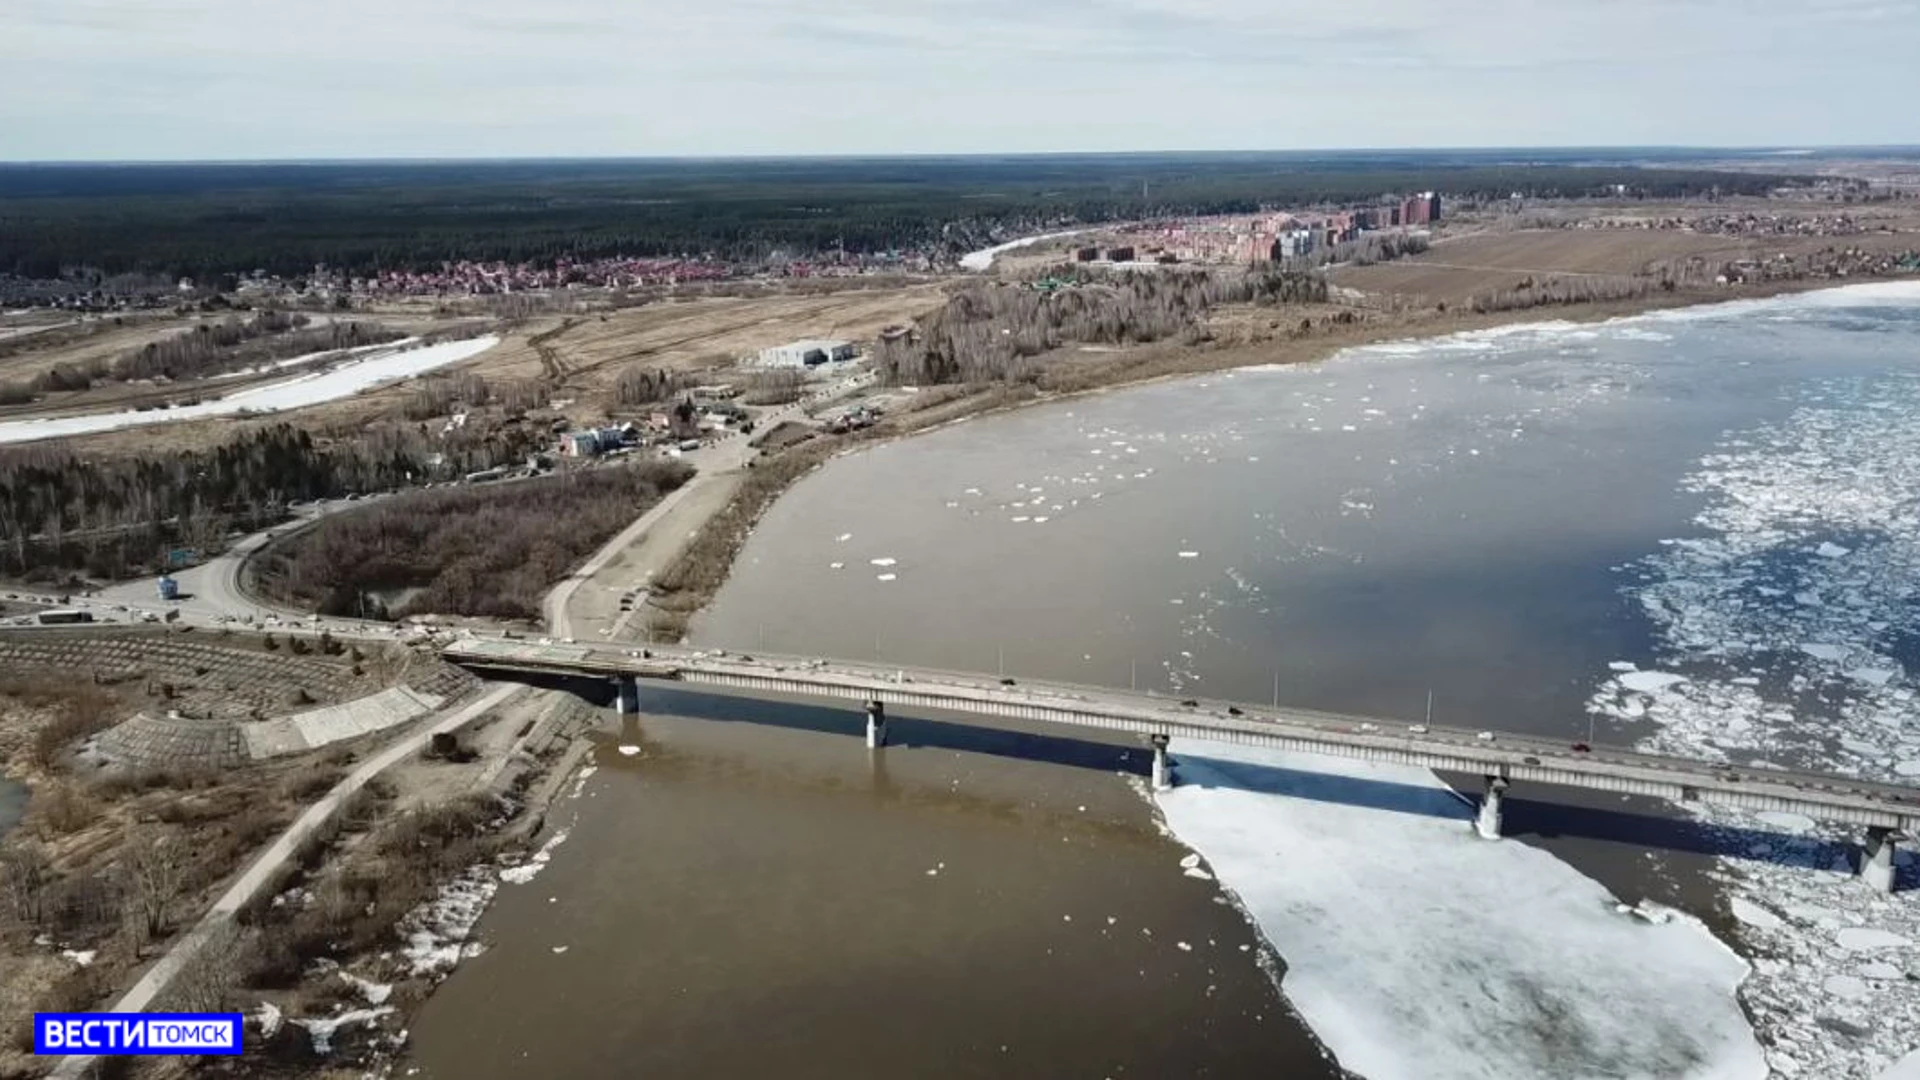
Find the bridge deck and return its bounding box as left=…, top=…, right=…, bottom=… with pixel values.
left=443, top=638, right=1920, bottom=834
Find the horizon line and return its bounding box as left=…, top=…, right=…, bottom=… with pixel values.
left=3, top=143, right=1919, bottom=168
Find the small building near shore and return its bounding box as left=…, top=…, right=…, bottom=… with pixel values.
left=756, top=339, right=856, bottom=367
left=559, top=426, right=629, bottom=457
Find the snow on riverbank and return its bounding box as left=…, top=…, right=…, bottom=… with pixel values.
left=1592, top=358, right=1920, bottom=1078
left=1156, top=742, right=1767, bottom=1080
left=0, top=334, right=498, bottom=444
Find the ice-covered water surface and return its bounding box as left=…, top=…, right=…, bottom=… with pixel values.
left=0, top=335, right=499, bottom=444
left=1587, top=290, right=1920, bottom=1079
left=958, top=230, right=1088, bottom=271
left=699, top=282, right=1920, bottom=1077
left=1157, top=743, right=1767, bottom=1080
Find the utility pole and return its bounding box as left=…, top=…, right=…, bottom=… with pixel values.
left=1272, top=671, right=1280, bottom=709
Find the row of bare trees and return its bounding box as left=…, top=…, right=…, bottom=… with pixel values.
left=0, top=420, right=553, bottom=579
left=0, top=316, right=408, bottom=405
left=1466, top=274, right=1665, bottom=313
left=402, top=373, right=547, bottom=420
left=615, top=364, right=693, bottom=407
left=2, top=825, right=189, bottom=943
left=254, top=461, right=693, bottom=621
left=876, top=267, right=1329, bottom=385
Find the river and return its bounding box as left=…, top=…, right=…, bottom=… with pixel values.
left=407, top=693, right=1335, bottom=1078
left=411, top=282, right=1920, bottom=1079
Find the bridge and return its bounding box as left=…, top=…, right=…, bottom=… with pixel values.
left=442, top=637, right=1919, bottom=892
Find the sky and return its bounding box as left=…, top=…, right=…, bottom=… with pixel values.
left=4, top=0, right=1918, bottom=161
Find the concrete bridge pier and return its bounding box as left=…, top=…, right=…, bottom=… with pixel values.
left=1150, top=734, right=1173, bottom=791
left=1862, top=827, right=1899, bottom=894
left=865, top=701, right=888, bottom=749
left=1476, top=776, right=1509, bottom=840
left=614, top=675, right=641, bottom=717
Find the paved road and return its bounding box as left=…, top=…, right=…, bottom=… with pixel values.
left=64, top=499, right=405, bottom=641
left=448, top=639, right=1920, bottom=835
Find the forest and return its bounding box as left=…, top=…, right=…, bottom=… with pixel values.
left=0, top=422, right=550, bottom=581
left=0, top=154, right=1804, bottom=281
left=252, top=463, right=692, bottom=621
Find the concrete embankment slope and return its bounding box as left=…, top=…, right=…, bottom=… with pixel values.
left=46, top=684, right=520, bottom=1080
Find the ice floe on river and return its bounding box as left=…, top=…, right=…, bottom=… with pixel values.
left=1591, top=364, right=1920, bottom=1077
left=1157, top=742, right=1768, bottom=1080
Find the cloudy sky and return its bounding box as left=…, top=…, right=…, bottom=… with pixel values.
left=5, top=0, right=1916, bottom=160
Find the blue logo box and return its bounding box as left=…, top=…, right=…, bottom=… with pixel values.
left=35, top=1013, right=243, bottom=1056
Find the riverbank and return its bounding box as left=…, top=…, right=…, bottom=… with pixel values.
left=645, top=273, right=1904, bottom=645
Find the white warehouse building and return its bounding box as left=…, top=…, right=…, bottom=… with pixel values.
left=756, top=339, right=857, bottom=367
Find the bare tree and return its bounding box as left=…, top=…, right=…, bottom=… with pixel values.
left=0, top=841, right=53, bottom=927
left=173, top=924, right=247, bottom=1013
left=124, top=825, right=189, bottom=939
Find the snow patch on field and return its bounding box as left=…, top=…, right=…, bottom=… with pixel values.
left=294, top=1007, right=396, bottom=1054
left=1156, top=741, right=1766, bottom=1080
left=339, top=969, right=394, bottom=1005
left=0, top=335, right=499, bottom=444
left=498, top=828, right=571, bottom=885
left=398, top=866, right=497, bottom=979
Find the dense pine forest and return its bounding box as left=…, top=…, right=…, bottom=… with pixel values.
left=0, top=154, right=1803, bottom=280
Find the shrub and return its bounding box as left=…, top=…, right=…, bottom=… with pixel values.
left=254, top=463, right=693, bottom=621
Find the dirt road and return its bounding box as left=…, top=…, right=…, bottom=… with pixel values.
left=548, top=405, right=808, bottom=642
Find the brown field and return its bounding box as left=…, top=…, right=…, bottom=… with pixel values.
left=1330, top=230, right=1758, bottom=304
left=8, top=204, right=1919, bottom=460
left=456, top=284, right=949, bottom=393
left=15, top=284, right=947, bottom=458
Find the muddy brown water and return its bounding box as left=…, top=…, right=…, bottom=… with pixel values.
left=406, top=688, right=1336, bottom=1079
left=412, top=293, right=1920, bottom=1076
